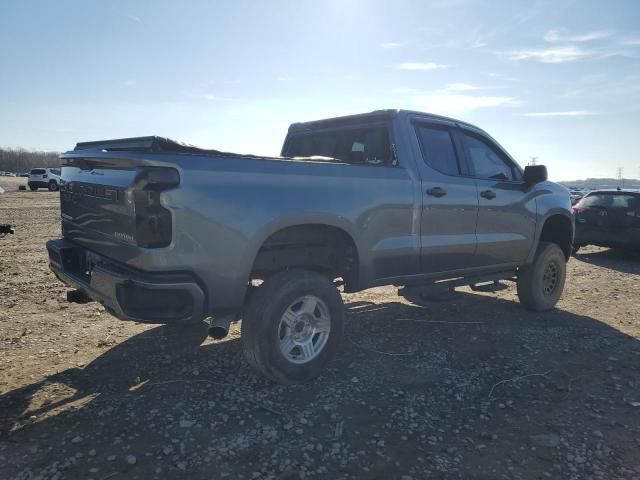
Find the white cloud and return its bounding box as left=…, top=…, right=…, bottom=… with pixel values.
left=471, top=41, right=487, bottom=49
left=381, top=42, right=403, bottom=49
left=446, top=82, right=482, bottom=92
left=622, top=38, right=640, bottom=46
left=505, top=45, right=593, bottom=63
left=413, top=92, right=517, bottom=116
left=396, top=62, right=447, bottom=71
left=122, top=80, right=136, bottom=86
left=523, top=110, right=595, bottom=117
left=544, top=29, right=611, bottom=43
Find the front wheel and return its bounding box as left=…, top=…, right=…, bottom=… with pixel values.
left=29, top=185, right=38, bottom=191
left=241, top=269, right=344, bottom=383
left=517, top=241, right=567, bottom=311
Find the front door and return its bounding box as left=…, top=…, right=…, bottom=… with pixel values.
left=412, top=121, right=479, bottom=274
left=458, top=130, right=536, bottom=266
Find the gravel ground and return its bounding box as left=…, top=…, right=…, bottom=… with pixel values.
left=1, top=176, right=640, bottom=480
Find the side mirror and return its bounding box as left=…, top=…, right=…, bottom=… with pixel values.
left=524, top=165, right=548, bottom=185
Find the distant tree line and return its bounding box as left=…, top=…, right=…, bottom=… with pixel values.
left=0, top=147, right=60, bottom=173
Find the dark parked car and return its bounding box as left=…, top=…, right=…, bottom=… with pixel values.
left=573, top=189, right=640, bottom=252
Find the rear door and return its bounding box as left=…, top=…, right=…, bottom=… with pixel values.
left=458, top=129, right=536, bottom=266
left=412, top=120, right=479, bottom=273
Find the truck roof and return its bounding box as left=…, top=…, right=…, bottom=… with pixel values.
left=287, top=109, right=486, bottom=134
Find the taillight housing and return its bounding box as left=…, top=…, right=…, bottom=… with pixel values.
left=572, top=199, right=586, bottom=214
left=133, top=167, right=179, bottom=248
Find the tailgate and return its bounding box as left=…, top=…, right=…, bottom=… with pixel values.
left=61, top=163, right=138, bottom=244
left=60, top=153, right=179, bottom=255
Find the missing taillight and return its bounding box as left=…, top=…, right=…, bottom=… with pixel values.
left=133, top=167, right=179, bottom=248
left=134, top=166, right=180, bottom=191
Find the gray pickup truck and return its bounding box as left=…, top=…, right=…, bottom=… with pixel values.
left=47, top=109, right=573, bottom=383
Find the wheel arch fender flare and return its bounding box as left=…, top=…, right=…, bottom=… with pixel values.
left=243, top=213, right=366, bottom=286
left=527, top=210, right=575, bottom=263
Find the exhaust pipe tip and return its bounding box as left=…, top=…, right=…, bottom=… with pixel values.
left=206, top=314, right=235, bottom=340
left=207, top=325, right=229, bottom=340
left=67, top=289, right=92, bottom=304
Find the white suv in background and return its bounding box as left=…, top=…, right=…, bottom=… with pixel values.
left=28, top=168, right=61, bottom=191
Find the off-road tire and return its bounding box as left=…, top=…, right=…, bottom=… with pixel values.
left=48, top=181, right=59, bottom=191
left=29, top=185, right=38, bottom=191
left=242, top=269, right=344, bottom=384
left=517, top=241, right=566, bottom=311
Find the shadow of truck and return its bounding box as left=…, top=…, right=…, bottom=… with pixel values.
left=2, top=291, right=639, bottom=479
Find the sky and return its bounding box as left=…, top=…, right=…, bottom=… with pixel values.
left=1, top=0, right=639, bottom=180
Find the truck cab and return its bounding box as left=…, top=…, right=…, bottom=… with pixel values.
left=282, top=110, right=572, bottom=281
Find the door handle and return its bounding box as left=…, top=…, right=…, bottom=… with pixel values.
left=426, top=187, right=447, bottom=198
left=480, top=189, right=496, bottom=200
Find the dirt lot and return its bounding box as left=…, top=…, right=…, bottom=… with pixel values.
left=1, top=176, right=640, bottom=480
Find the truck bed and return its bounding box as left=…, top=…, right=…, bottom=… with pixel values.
left=72, top=136, right=342, bottom=164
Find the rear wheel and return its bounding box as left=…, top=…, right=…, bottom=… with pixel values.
left=48, top=181, right=59, bottom=191
left=517, top=241, right=566, bottom=311
left=29, top=185, right=38, bottom=191
left=242, top=269, right=344, bottom=383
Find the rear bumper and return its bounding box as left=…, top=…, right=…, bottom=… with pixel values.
left=47, top=238, right=206, bottom=324
left=28, top=181, right=51, bottom=188
left=574, top=225, right=640, bottom=248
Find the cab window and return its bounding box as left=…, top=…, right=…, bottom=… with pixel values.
left=284, top=126, right=393, bottom=166
left=463, top=133, right=519, bottom=181
left=414, top=125, right=460, bottom=176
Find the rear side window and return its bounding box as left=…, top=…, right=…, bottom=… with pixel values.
left=30, top=169, right=46, bottom=175
left=579, top=193, right=640, bottom=208
left=50, top=168, right=61, bottom=176
left=414, top=125, right=460, bottom=175
left=284, top=126, right=393, bottom=165
left=463, top=134, right=516, bottom=181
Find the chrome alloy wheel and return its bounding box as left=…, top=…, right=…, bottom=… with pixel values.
left=278, top=295, right=331, bottom=364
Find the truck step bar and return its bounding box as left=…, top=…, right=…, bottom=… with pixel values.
left=398, top=270, right=517, bottom=301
